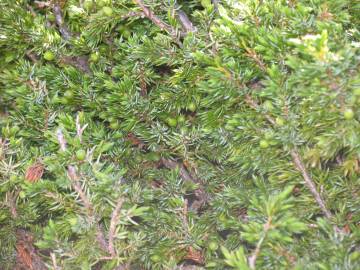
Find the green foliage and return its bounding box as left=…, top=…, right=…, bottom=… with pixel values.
left=0, top=0, right=360, bottom=269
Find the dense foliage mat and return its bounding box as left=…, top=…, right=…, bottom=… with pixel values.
left=1, top=0, right=360, bottom=269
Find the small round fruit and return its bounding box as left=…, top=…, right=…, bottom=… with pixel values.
left=19, top=191, right=26, bottom=199
left=97, top=0, right=110, bottom=7
left=353, top=88, right=360, bottom=96
left=275, top=117, right=285, bottom=126
left=218, top=213, right=227, bottom=222
left=83, top=0, right=93, bottom=10
left=121, top=29, right=131, bottom=39
left=166, top=117, right=177, bottom=127
left=259, top=139, right=269, bottom=149
left=99, top=45, right=108, bottom=54
left=113, top=131, right=123, bottom=139
left=201, top=0, right=212, bottom=9
left=102, top=6, right=113, bottom=16
left=64, top=90, right=74, bottom=99
left=90, top=52, right=99, bottom=62
left=10, top=125, right=20, bottom=134
left=150, top=255, right=161, bottom=262
left=60, top=97, right=69, bottom=105
left=68, top=217, right=78, bottom=226
left=177, top=115, right=186, bottom=123
left=344, top=109, right=354, bottom=120
left=264, top=131, right=273, bottom=140
left=44, top=51, right=55, bottom=61
left=263, top=100, right=274, bottom=111
left=180, top=126, right=188, bottom=133
left=147, top=152, right=161, bottom=162
left=76, top=149, right=86, bottom=161
left=206, top=262, right=217, bottom=268
left=109, top=121, right=119, bottom=129
left=208, top=241, right=219, bottom=251
left=47, top=13, right=55, bottom=22
left=225, top=124, right=235, bottom=131
left=188, top=102, right=197, bottom=112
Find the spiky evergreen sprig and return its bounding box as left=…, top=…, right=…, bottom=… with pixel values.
left=1, top=0, right=360, bottom=269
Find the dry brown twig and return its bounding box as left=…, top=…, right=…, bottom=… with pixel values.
left=50, top=253, right=58, bottom=270
left=161, top=158, right=208, bottom=211
left=243, top=93, right=333, bottom=219
left=15, top=229, right=47, bottom=270
left=5, top=190, right=20, bottom=218
left=108, top=197, right=124, bottom=256
left=175, top=6, right=196, bottom=33
left=67, top=165, right=93, bottom=215
left=248, top=217, right=272, bottom=269
left=56, top=128, right=67, bottom=151
left=53, top=3, right=72, bottom=40
left=290, top=150, right=333, bottom=219
left=76, top=113, right=88, bottom=143
left=56, top=128, right=126, bottom=258
left=25, top=51, right=39, bottom=63
left=133, top=0, right=182, bottom=46
left=220, top=74, right=335, bottom=221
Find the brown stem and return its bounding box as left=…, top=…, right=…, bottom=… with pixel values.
left=161, top=158, right=199, bottom=184
left=16, top=229, right=47, bottom=270
left=6, top=190, right=19, bottom=218
left=290, top=150, right=333, bottom=219
left=50, top=253, right=58, bottom=270
left=133, top=0, right=182, bottom=45
left=242, top=87, right=333, bottom=220
left=67, top=165, right=94, bottom=215
left=244, top=94, right=276, bottom=125
left=120, top=11, right=144, bottom=20
left=134, top=0, right=172, bottom=32
left=76, top=113, right=88, bottom=143
left=53, top=4, right=72, bottom=40
left=108, top=197, right=124, bottom=256
left=176, top=8, right=196, bottom=33
left=248, top=217, right=272, bottom=269
left=56, top=129, right=112, bottom=253
left=161, top=158, right=208, bottom=211
left=56, top=128, right=67, bottom=151
left=25, top=51, right=39, bottom=63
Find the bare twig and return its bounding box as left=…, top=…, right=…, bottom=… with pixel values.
left=56, top=128, right=67, bottom=151
left=108, top=197, right=124, bottom=256
left=56, top=129, right=111, bottom=253
left=239, top=84, right=333, bottom=220
left=34, top=1, right=51, bottom=8
left=212, top=0, right=219, bottom=9
left=96, top=224, right=110, bottom=253
left=161, top=158, right=208, bottom=211
left=244, top=94, right=276, bottom=125
left=60, top=56, right=91, bottom=74
left=50, top=252, right=58, bottom=270
left=290, top=150, right=333, bottom=219
left=133, top=0, right=182, bottom=45
left=25, top=51, right=39, bottom=63
left=15, top=229, right=47, bottom=270
left=67, top=165, right=94, bottom=215
left=76, top=113, right=88, bottom=143
left=248, top=217, right=272, bottom=269
left=134, top=0, right=172, bottom=32
left=175, top=7, right=196, bottom=33
left=120, top=11, right=144, bottom=20
left=5, top=190, right=19, bottom=218
left=53, top=4, right=72, bottom=40
left=181, top=199, right=189, bottom=232
left=161, top=158, right=198, bottom=183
